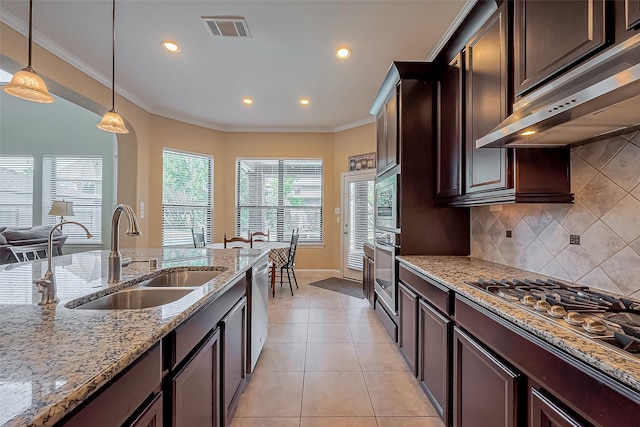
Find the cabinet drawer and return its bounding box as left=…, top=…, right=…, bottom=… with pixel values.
left=168, top=275, right=246, bottom=370
left=399, top=264, right=451, bottom=315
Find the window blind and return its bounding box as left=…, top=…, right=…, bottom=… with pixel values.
left=236, top=159, right=323, bottom=243
left=347, top=180, right=374, bottom=271
left=162, top=149, right=213, bottom=246
left=0, top=156, right=34, bottom=227
left=43, top=156, right=103, bottom=243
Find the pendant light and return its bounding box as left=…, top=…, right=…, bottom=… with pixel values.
left=2, top=0, right=54, bottom=103
left=97, top=0, right=129, bottom=133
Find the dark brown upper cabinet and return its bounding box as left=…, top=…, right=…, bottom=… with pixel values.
left=465, top=2, right=510, bottom=196
left=437, top=53, right=464, bottom=199
left=626, top=0, right=640, bottom=30
left=375, top=87, right=399, bottom=174
left=513, top=0, right=608, bottom=97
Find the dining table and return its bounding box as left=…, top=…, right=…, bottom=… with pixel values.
left=205, top=241, right=290, bottom=297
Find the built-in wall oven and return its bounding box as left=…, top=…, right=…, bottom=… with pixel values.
left=374, top=228, right=400, bottom=314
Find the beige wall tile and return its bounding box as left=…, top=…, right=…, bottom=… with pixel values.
left=576, top=173, right=625, bottom=217
left=558, top=200, right=597, bottom=235
left=538, top=220, right=569, bottom=257
left=601, top=195, right=640, bottom=243
left=522, top=205, right=554, bottom=235
left=601, top=143, right=640, bottom=191
left=570, top=155, right=598, bottom=194
left=523, top=239, right=553, bottom=272
left=580, top=221, right=625, bottom=264
left=574, top=135, right=626, bottom=169
left=555, top=245, right=596, bottom=281
left=578, top=268, right=622, bottom=295
left=601, top=247, right=640, bottom=295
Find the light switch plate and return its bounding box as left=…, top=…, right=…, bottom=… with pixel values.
left=334, top=207, right=341, bottom=214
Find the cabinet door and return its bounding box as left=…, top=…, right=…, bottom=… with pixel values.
left=385, top=87, right=398, bottom=169
left=627, top=0, right=640, bottom=29
left=530, top=388, right=586, bottom=427
left=465, top=3, right=510, bottom=195
left=171, top=329, right=220, bottom=427
left=398, top=282, right=418, bottom=376
left=453, top=327, right=519, bottom=427
left=366, top=256, right=375, bottom=307
left=130, top=393, right=163, bottom=427
left=222, top=296, right=247, bottom=421
left=514, top=0, right=607, bottom=96
left=419, top=300, right=451, bottom=425
left=376, top=109, right=387, bottom=172
left=437, top=53, right=463, bottom=199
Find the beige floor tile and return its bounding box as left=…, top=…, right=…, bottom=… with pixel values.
left=349, top=322, right=393, bottom=343
left=341, top=295, right=370, bottom=308
left=256, top=342, right=306, bottom=371
left=302, top=372, right=374, bottom=416
left=267, top=323, right=308, bottom=343
left=376, top=417, right=445, bottom=427
left=271, top=308, right=310, bottom=324
left=305, top=342, right=361, bottom=371
left=231, top=417, right=300, bottom=427
left=309, top=287, right=342, bottom=297
left=355, top=343, right=409, bottom=372
left=309, top=297, right=344, bottom=309
left=277, top=297, right=311, bottom=309
left=307, top=323, right=353, bottom=343
left=300, top=417, right=377, bottom=427
left=364, top=372, right=438, bottom=417
left=345, top=308, right=379, bottom=324
left=308, top=308, right=348, bottom=324
left=234, top=371, right=304, bottom=417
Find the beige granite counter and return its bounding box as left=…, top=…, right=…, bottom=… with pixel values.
left=397, top=255, right=640, bottom=394
left=0, top=247, right=268, bottom=427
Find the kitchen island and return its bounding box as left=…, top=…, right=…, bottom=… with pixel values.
left=0, top=247, right=269, bottom=427
left=397, top=255, right=640, bottom=426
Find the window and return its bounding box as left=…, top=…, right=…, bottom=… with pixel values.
left=162, top=149, right=213, bottom=246
left=0, top=156, right=34, bottom=227
left=43, top=156, right=103, bottom=243
left=236, top=159, right=323, bottom=243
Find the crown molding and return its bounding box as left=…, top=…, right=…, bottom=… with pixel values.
left=426, top=0, right=478, bottom=61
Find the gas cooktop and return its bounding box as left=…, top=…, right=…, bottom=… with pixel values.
left=465, top=278, right=640, bottom=356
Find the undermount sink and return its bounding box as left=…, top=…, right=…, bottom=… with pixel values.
left=139, top=270, right=223, bottom=288
left=72, top=288, right=195, bottom=310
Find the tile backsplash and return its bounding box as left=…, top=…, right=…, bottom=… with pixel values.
left=470, top=130, right=640, bottom=299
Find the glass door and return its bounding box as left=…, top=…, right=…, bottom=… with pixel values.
left=341, top=171, right=375, bottom=280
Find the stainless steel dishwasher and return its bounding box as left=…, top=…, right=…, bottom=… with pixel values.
left=250, top=257, right=270, bottom=371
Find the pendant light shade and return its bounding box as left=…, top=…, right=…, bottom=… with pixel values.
left=97, top=0, right=129, bottom=134
left=2, top=0, right=54, bottom=103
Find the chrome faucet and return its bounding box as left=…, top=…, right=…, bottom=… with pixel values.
left=108, top=203, right=141, bottom=283
left=34, top=221, right=93, bottom=305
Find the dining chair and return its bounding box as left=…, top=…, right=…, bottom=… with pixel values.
left=9, top=243, right=51, bottom=263
left=250, top=229, right=269, bottom=243
left=191, top=227, right=206, bottom=248
left=278, top=229, right=299, bottom=295
left=224, top=233, right=253, bottom=248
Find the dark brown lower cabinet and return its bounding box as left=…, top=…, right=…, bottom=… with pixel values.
left=530, top=388, right=586, bottom=427
left=170, top=329, right=221, bottom=427
left=363, top=246, right=375, bottom=307
left=418, top=300, right=451, bottom=424
left=453, top=327, right=520, bottom=427
left=398, top=282, right=418, bottom=375
left=222, top=296, right=247, bottom=422
left=130, top=393, right=163, bottom=427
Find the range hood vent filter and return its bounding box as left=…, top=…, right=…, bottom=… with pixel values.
left=202, top=16, right=251, bottom=38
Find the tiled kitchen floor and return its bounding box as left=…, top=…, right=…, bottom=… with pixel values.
left=231, top=273, right=445, bottom=427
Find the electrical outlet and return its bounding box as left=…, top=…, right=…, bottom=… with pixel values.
left=506, top=230, right=512, bottom=238
left=570, top=235, right=580, bottom=245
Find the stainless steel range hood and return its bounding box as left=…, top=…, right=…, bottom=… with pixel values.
left=477, top=33, right=640, bottom=148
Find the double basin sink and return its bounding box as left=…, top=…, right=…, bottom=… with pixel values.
left=69, top=270, right=225, bottom=310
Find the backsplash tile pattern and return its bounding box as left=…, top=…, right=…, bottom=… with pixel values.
left=470, top=131, right=640, bottom=298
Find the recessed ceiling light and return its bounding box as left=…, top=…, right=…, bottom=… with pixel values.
left=243, top=97, right=254, bottom=105
left=162, top=41, right=181, bottom=52
left=299, top=98, right=310, bottom=105
left=521, top=130, right=536, bottom=136
left=336, top=48, right=351, bottom=59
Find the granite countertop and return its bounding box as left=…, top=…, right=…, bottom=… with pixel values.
left=397, top=255, right=640, bottom=394
left=0, top=247, right=269, bottom=427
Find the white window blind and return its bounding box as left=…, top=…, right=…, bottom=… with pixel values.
left=236, top=159, right=323, bottom=243
left=43, top=156, right=103, bottom=243
left=162, top=149, right=213, bottom=246
left=347, top=180, right=374, bottom=271
left=0, top=156, right=34, bottom=227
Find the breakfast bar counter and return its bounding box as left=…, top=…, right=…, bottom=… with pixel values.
left=0, top=247, right=268, bottom=427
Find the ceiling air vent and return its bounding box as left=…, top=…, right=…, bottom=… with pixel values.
left=202, top=16, right=251, bottom=38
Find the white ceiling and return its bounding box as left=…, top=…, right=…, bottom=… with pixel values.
left=0, top=0, right=475, bottom=132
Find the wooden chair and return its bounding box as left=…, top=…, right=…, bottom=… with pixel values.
left=191, top=227, right=206, bottom=248
left=9, top=243, right=51, bottom=263
left=223, top=233, right=253, bottom=248
left=250, top=229, right=269, bottom=243
left=277, top=229, right=299, bottom=295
